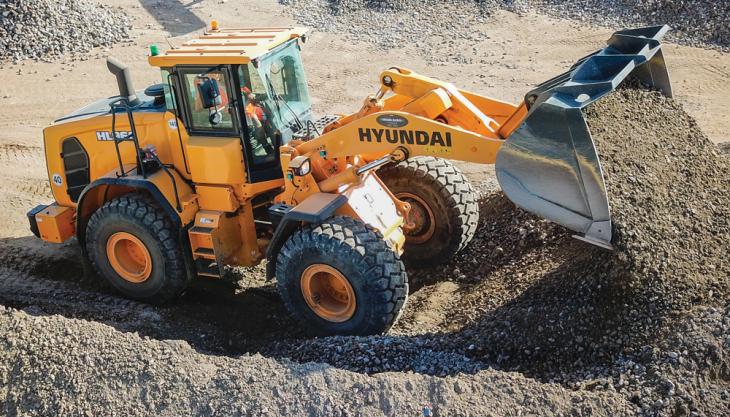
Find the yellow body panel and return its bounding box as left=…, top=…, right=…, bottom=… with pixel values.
left=143, top=168, right=199, bottom=225
left=196, top=185, right=238, bottom=212
left=189, top=206, right=261, bottom=267
left=43, top=111, right=192, bottom=207
left=36, top=205, right=75, bottom=243
left=186, top=137, right=246, bottom=185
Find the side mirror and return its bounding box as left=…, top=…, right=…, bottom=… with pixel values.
left=197, top=77, right=222, bottom=109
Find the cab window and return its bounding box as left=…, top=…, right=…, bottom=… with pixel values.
left=238, top=65, right=277, bottom=165
left=179, top=68, right=236, bottom=133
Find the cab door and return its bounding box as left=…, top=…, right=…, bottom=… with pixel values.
left=175, top=66, right=248, bottom=186
left=234, top=65, right=283, bottom=183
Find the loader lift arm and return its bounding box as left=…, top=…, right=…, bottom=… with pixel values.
left=287, top=25, right=673, bottom=250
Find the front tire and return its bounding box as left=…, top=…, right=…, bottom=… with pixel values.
left=275, top=216, right=408, bottom=336
left=378, top=156, right=479, bottom=265
left=85, top=194, right=189, bottom=304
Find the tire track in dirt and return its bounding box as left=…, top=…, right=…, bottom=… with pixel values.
left=6, top=177, right=51, bottom=198
left=0, top=234, right=297, bottom=357
left=0, top=143, right=43, bottom=163
left=0, top=267, right=162, bottom=324
left=1, top=178, right=53, bottom=233
left=0, top=238, right=85, bottom=284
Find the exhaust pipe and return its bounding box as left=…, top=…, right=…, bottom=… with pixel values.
left=106, top=57, right=140, bottom=106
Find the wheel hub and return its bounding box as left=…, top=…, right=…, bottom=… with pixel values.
left=397, top=192, right=436, bottom=244
left=106, top=232, right=152, bottom=283
left=300, top=264, right=356, bottom=323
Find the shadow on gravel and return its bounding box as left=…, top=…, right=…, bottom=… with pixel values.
left=0, top=198, right=659, bottom=384
left=0, top=235, right=300, bottom=358
left=406, top=192, right=559, bottom=292
left=452, top=241, right=654, bottom=379
left=139, top=0, right=206, bottom=36
left=0, top=236, right=85, bottom=282
left=0, top=193, right=701, bottom=385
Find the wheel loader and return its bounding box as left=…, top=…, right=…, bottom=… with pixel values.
left=28, top=23, right=672, bottom=335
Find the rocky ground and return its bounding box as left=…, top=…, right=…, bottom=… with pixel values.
left=1, top=89, right=727, bottom=416
left=0, top=0, right=131, bottom=62
left=535, top=0, right=728, bottom=50
left=280, top=0, right=729, bottom=55
left=0, top=306, right=636, bottom=417
left=0, top=0, right=728, bottom=416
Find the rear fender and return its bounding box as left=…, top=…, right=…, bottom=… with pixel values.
left=75, top=170, right=197, bottom=248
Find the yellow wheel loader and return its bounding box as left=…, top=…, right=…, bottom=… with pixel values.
left=29, top=24, right=672, bottom=335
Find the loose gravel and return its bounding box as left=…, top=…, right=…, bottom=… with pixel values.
left=281, top=0, right=495, bottom=63
left=258, top=87, right=730, bottom=416
left=537, top=0, right=729, bottom=50
left=280, top=0, right=729, bottom=53
left=0, top=0, right=131, bottom=62
left=0, top=306, right=633, bottom=417
left=1, top=80, right=728, bottom=416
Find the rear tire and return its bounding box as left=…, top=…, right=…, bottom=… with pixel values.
left=275, top=216, right=408, bottom=336
left=378, top=156, right=479, bottom=265
left=85, top=194, right=189, bottom=304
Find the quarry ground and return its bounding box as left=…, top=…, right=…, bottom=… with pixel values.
left=0, top=1, right=728, bottom=416
left=0, top=0, right=727, bottom=237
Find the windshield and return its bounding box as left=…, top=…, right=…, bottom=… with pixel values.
left=236, top=40, right=312, bottom=166
left=252, top=40, right=312, bottom=140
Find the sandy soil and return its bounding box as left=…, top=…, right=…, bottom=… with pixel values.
left=0, top=0, right=727, bottom=238
left=0, top=1, right=727, bottom=415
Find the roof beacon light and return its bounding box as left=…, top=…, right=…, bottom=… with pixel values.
left=149, top=44, right=159, bottom=57
left=211, top=20, right=219, bottom=31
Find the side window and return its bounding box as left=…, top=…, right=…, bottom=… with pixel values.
left=180, top=69, right=236, bottom=133
left=239, top=66, right=278, bottom=165
left=160, top=69, right=176, bottom=111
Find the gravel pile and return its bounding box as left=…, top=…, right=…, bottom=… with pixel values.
left=280, top=0, right=497, bottom=63
left=448, top=87, right=730, bottom=416
left=0, top=305, right=632, bottom=416
left=280, top=0, right=729, bottom=53
left=0, top=84, right=727, bottom=415
left=0, top=0, right=131, bottom=62
left=537, top=0, right=729, bottom=50
left=257, top=87, right=730, bottom=416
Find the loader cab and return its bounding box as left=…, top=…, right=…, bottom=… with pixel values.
left=157, top=37, right=313, bottom=183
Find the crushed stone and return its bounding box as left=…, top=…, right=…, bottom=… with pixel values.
left=0, top=0, right=131, bottom=62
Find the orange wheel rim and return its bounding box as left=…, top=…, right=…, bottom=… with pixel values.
left=300, top=264, right=356, bottom=323
left=106, top=232, right=152, bottom=283
left=397, top=192, right=436, bottom=244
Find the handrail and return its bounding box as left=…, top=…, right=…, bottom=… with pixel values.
left=109, top=97, right=146, bottom=178
left=108, top=97, right=182, bottom=212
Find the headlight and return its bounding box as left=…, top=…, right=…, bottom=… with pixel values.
left=289, top=156, right=311, bottom=177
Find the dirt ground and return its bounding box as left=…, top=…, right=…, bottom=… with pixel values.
left=0, top=1, right=728, bottom=416
left=0, top=0, right=728, bottom=238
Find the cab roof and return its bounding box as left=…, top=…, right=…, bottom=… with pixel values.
left=148, top=26, right=308, bottom=67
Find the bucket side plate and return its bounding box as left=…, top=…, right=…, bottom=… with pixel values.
left=495, top=25, right=673, bottom=249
